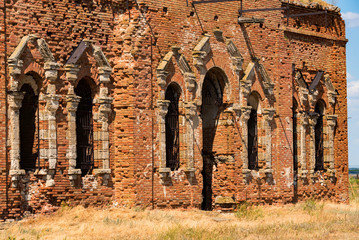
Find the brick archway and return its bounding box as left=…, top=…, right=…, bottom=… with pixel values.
left=201, top=67, right=227, bottom=211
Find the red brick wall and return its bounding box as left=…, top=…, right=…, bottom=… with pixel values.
left=0, top=0, right=348, bottom=219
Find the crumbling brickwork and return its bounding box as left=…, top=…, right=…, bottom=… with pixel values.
left=0, top=0, right=348, bottom=219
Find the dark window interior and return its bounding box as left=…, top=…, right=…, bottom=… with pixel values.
left=248, top=109, right=258, bottom=170
left=165, top=84, right=180, bottom=171
left=315, top=101, right=324, bottom=171
left=75, top=79, right=94, bottom=176
left=19, top=84, right=38, bottom=170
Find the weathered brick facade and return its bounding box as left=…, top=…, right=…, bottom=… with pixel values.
left=0, top=0, right=348, bottom=218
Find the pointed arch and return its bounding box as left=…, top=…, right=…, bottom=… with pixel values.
left=156, top=47, right=196, bottom=99
left=65, top=40, right=112, bottom=86
left=241, top=61, right=274, bottom=102
left=8, top=35, right=59, bottom=85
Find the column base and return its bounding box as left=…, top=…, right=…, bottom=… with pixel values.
left=10, top=169, right=26, bottom=188
left=93, top=169, right=111, bottom=186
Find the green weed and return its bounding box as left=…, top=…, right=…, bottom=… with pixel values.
left=235, top=201, right=263, bottom=220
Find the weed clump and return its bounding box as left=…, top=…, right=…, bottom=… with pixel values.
left=235, top=202, right=263, bottom=220
left=303, top=199, right=324, bottom=215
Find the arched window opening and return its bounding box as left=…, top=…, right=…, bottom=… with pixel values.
left=315, top=100, right=325, bottom=171
left=165, top=84, right=181, bottom=171
left=247, top=93, right=259, bottom=170
left=201, top=67, right=226, bottom=211
left=20, top=84, right=38, bottom=170
left=75, top=79, right=94, bottom=176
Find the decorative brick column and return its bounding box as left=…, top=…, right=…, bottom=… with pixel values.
left=65, top=64, right=81, bottom=186
left=326, top=115, right=337, bottom=177
left=184, top=102, right=197, bottom=178
left=240, top=106, right=252, bottom=175
left=157, top=100, right=170, bottom=179
left=8, top=92, right=25, bottom=187
left=93, top=67, right=113, bottom=185
left=299, top=112, right=309, bottom=178
left=8, top=51, right=26, bottom=187
left=43, top=62, right=60, bottom=187
left=262, top=108, right=275, bottom=175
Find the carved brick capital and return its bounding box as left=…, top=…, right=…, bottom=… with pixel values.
left=184, top=72, right=197, bottom=92
left=156, top=70, right=168, bottom=89
left=328, top=91, right=337, bottom=106
left=8, top=92, right=24, bottom=110
left=263, top=108, right=276, bottom=122
left=44, top=62, right=60, bottom=83
left=64, top=64, right=80, bottom=84
left=157, top=100, right=170, bottom=117
left=184, top=102, right=197, bottom=118
left=98, top=67, right=112, bottom=83
left=66, top=95, right=81, bottom=112
left=8, top=59, right=23, bottom=77
left=326, top=115, right=338, bottom=128
left=192, top=51, right=206, bottom=74
left=299, top=112, right=309, bottom=125
left=308, top=90, right=319, bottom=108
left=240, top=106, right=252, bottom=122
left=45, top=94, right=60, bottom=114
left=240, top=80, right=252, bottom=98
left=309, top=113, right=319, bottom=126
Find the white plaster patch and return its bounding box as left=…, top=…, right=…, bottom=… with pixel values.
left=282, top=167, right=292, bottom=188
left=82, top=175, right=98, bottom=191
left=251, top=170, right=260, bottom=179
left=171, top=170, right=184, bottom=182
left=143, top=164, right=152, bottom=177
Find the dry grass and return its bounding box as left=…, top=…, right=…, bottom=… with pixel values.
left=2, top=180, right=359, bottom=240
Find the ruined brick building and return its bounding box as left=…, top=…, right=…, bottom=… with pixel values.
left=0, top=0, right=349, bottom=218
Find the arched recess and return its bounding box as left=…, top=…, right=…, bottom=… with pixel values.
left=239, top=61, right=275, bottom=179
left=201, top=67, right=226, bottom=211
left=241, top=90, right=274, bottom=177
left=156, top=47, right=197, bottom=180
left=247, top=93, right=260, bottom=170
left=19, top=83, right=38, bottom=170
left=75, top=79, right=95, bottom=176
left=294, top=70, right=338, bottom=177
left=192, top=35, right=240, bottom=106
left=65, top=40, right=112, bottom=186
left=165, top=83, right=182, bottom=171
left=8, top=35, right=60, bottom=187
